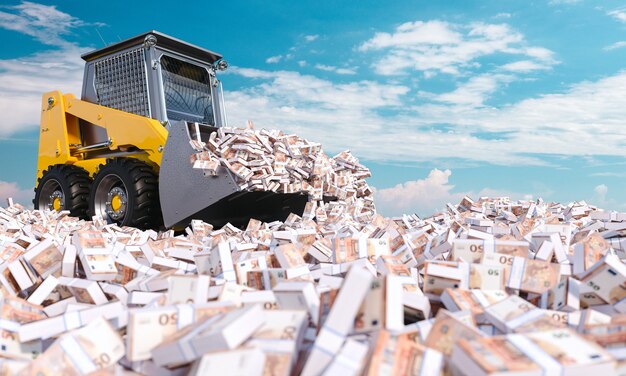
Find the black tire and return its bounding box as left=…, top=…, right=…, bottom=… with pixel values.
left=33, top=165, right=91, bottom=219
left=89, top=158, right=162, bottom=229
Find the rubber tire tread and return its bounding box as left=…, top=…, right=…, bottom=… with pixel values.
left=33, top=164, right=91, bottom=219
left=89, top=158, right=162, bottom=230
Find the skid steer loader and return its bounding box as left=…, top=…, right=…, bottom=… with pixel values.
left=33, top=31, right=308, bottom=229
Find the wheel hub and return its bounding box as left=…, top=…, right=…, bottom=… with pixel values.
left=48, top=190, right=64, bottom=211
left=106, top=187, right=127, bottom=220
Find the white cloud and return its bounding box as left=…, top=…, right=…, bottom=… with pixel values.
left=304, top=34, right=319, bottom=42
left=359, top=20, right=556, bottom=76
left=359, top=20, right=461, bottom=51
left=314, top=64, right=357, bottom=75
left=0, top=181, right=33, bottom=207
left=373, top=169, right=460, bottom=216
left=0, top=1, right=100, bottom=47
left=494, top=13, right=511, bottom=19
left=501, top=60, right=549, bottom=72
left=594, top=184, right=608, bottom=198
left=604, top=41, right=626, bottom=51
left=298, top=60, right=307, bottom=67
left=315, top=64, right=335, bottom=72
left=549, top=0, right=582, bottom=4
left=336, top=68, right=357, bottom=75
left=230, top=68, right=408, bottom=109
left=587, top=182, right=624, bottom=210
left=372, top=169, right=530, bottom=216
left=590, top=183, right=609, bottom=207
left=265, top=53, right=294, bottom=65
left=608, top=8, right=626, bottom=23
left=0, top=44, right=85, bottom=137
left=524, top=47, right=555, bottom=61
left=591, top=172, right=626, bottom=177
left=266, top=55, right=282, bottom=64
left=433, top=74, right=511, bottom=106
left=0, top=2, right=97, bottom=136
left=410, top=71, right=626, bottom=164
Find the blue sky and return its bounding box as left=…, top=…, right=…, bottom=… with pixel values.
left=1, top=0, right=626, bottom=216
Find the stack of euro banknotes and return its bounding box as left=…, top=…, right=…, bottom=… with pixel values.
left=0, top=190, right=625, bottom=375
left=189, top=126, right=377, bottom=223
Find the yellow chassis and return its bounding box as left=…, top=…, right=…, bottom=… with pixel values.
left=36, top=91, right=168, bottom=185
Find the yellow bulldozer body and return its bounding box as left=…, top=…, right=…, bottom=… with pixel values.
left=36, top=90, right=168, bottom=182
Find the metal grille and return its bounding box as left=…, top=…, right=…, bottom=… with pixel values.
left=94, top=48, right=150, bottom=117
left=161, top=55, right=214, bottom=125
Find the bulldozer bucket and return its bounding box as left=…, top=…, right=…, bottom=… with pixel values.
left=158, top=121, right=308, bottom=229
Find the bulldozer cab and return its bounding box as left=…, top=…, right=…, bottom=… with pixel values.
left=79, top=31, right=228, bottom=147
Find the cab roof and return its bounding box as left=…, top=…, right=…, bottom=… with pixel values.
left=81, top=30, right=223, bottom=63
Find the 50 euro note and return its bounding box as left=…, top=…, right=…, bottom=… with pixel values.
left=483, top=295, right=537, bottom=333
left=367, top=330, right=444, bottom=376
left=0, top=296, right=46, bottom=324
left=246, top=310, right=308, bottom=376
left=573, top=232, right=610, bottom=274
left=22, top=238, right=63, bottom=279
left=0, top=243, right=24, bottom=264
left=578, top=253, right=626, bottom=304
left=469, top=264, right=505, bottom=290
left=274, top=243, right=310, bottom=279
left=451, top=336, right=542, bottom=375
left=323, top=338, right=369, bottom=376
left=151, top=304, right=264, bottom=367
left=508, top=328, right=615, bottom=373
left=246, top=268, right=287, bottom=290
left=424, top=309, right=485, bottom=357
left=496, top=256, right=560, bottom=294
left=353, top=277, right=385, bottom=334
left=367, top=237, right=391, bottom=263
left=333, top=237, right=360, bottom=263
left=79, top=253, right=117, bottom=281
left=166, top=274, right=210, bottom=305
left=22, top=317, right=124, bottom=376
left=581, top=323, right=626, bottom=351
left=73, top=230, right=108, bottom=253
left=247, top=309, right=307, bottom=349
left=126, top=302, right=235, bottom=362
left=423, top=261, right=469, bottom=296
left=0, top=328, right=42, bottom=361
left=540, top=277, right=581, bottom=312
left=0, top=296, right=46, bottom=360
left=274, top=243, right=307, bottom=269
left=450, top=239, right=528, bottom=264
left=234, top=253, right=269, bottom=287
left=189, top=348, right=266, bottom=376
left=302, top=266, right=374, bottom=376
left=375, top=255, right=419, bottom=293
left=543, top=223, right=573, bottom=248
left=441, top=288, right=508, bottom=324
left=504, top=309, right=566, bottom=334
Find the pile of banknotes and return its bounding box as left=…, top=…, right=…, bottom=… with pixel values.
left=0, top=191, right=626, bottom=374
left=189, top=126, right=377, bottom=222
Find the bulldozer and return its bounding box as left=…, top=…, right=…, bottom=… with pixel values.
left=33, top=31, right=308, bottom=229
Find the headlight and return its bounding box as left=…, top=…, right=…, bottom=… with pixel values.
left=144, top=34, right=157, bottom=47
left=216, top=59, right=228, bottom=71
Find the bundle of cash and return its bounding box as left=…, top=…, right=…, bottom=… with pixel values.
left=189, top=126, right=377, bottom=226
